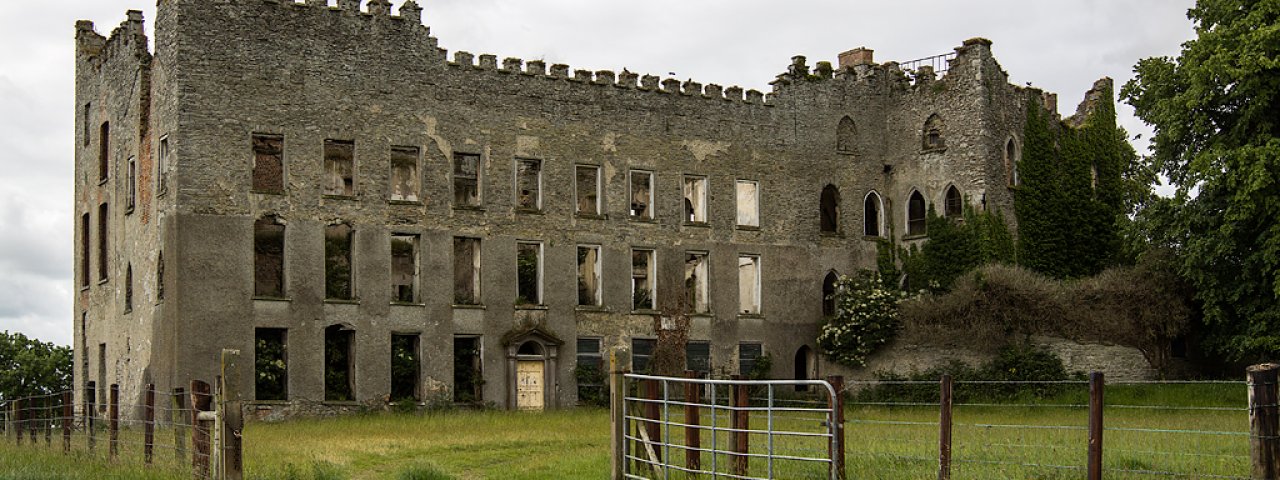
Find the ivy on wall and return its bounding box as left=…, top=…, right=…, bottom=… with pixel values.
left=879, top=206, right=1016, bottom=293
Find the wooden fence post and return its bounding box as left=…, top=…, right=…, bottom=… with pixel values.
left=109, top=384, right=119, bottom=462
left=222, top=349, right=245, bottom=480
left=609, top=347, right=631, bottom=480
left=731, top=375, right=749, bottom=477
left=144, top=384, right=155, bottom=465
left=644, top=378, right=662, bottom=468
left=1088, top=372, right=1104, bottom=480
left=31, top=398, right=39, bottom=446
left=685, top=371, right=701, bottom=474
left=62, top=392, right=71, bottom=453
left=15, top=398, right=23, bottom=446
left=44, top=396, right=51, bottom=447
left=173, top=387, right=187, bottom=461
left=1248, top=363, right=1280, bottom=479
left=939, top=374, right=953, bottom=480
left=191, top=380, right=213, bottom=478
left=828, top=375, right=846, bottom=480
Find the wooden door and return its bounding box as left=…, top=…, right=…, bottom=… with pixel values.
left=516, top=360, right=544, bottom=411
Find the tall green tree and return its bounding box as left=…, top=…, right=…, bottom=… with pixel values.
left=0, top=331, right=72, bottom=402
left=1121, top=0, right=1280, bottom=361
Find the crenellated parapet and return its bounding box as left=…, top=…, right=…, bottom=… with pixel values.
left=76, top=9, right=150, bottom=66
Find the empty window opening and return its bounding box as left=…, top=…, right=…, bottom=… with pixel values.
left=254, top=328, right=288, bottom=401
left=126, top=156, right=136, bottom=212
left=516, top=241, right=543, bottom=305
left=794, top=345, right=813, bottom=391
left=907, top=191, right=927, bottom=236
left=453, top=237, right=481, bottom=305
left=325, top=223, right=354, bottom=300
left=323, top=139, right=355, bottom=196
left=390, top=146, right=419, bottom=201
left=686, top=341, right=711, bottom=376
left=944, top=186, right=963, bottom=218
left=836, top=116, right=856, bottom=153
left=632, top=249, right=655, bottom=310
left=453, top=336, right=483, bottom=403
left=98, top=122, right=109, bottom=181
left=390, top=334, right=420, bottom=401
left=254, top=216, right=286, bottom=297
left=324, top=325, right=355, bottom=402
left=98, top=203, right=108, bottom=281
left=864, top=192, right=883, bottom=237
left=576, top=338, right=604, bottom=405
left=453, top=153, right=481, bottom=207
left=820, top=184, right=840, bottom=233
left=83, top=103, right=91, bottom=147
left=124, top=263, right=133, bottom=312
left=738, top=343, right=762, bottom=376
left=157, top=136, right=169, bottom=195
left=683, top=175, right=708, bottom=223
left=577, top=245, right=602, bottom=306
left=80, top=213, right=90, bottom=288
left=738, top=255, right=761, bottom=315
left=252, top=134, right=284, bottom=194
left=736, top=180, right=760, bottom=227
left=515, top=158, right=542, bottom=211
left=685, top=252, right=709, bottom=314
left=822, top=271, right=839, bottom=317
left=391, top=235, right=418, bottom=303
left=156, top=251, right=164, bottom=301
left=629, top=170, right=654, bottom=220
left=631, top=338, right=656, bottom=373
left=1005, top=139, right=1020, bottom=187
left=923, top=114, right=945, bottom=150
left=576, top=165, right=601, bottom=215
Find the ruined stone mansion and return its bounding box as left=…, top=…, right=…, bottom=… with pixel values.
left=73, top=0, right=1119, bottom=415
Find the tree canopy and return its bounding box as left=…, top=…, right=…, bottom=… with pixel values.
left=0, top=331, right=72, bottom=402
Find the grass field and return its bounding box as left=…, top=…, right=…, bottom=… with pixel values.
left=0, top=384, right=1253, bottom=479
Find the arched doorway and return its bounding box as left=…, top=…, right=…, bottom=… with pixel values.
left=794, top=346, right=815, bottom=392
left=504, top=328, right=562, bottom=411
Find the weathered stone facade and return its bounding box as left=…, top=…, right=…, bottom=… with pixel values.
left=73, top=0, right=1121, bottom=416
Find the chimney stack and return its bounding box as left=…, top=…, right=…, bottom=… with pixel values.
left=838, top=47, right=874, bottom=69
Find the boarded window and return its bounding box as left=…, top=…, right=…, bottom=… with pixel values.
left=632, top=249, right=655, bottom=310
left=157, top=136, right=169, bottom=195
left=576, top=165, right=601, bottom=215
left=686, top=341, right=711, bottom=376
left=124, top=263, right=133, bottom=312
left=736, top=180, right=759, bottom=227
left=515, top=158, right=541, bottom=210
left=907, top=191, right=927, bottom=236
left=254, top=216, right=286, bottom=297
left=738, top=255, right=761, bottom=314
left=836, top=116, right=856, bottom=153
left=631, top=338, right=656, bottom=373
left=99, top=122, right=109, bottom=181
left=453, top=153, right=480, bottom=207
left=126, top=156, right=136, bottom=211
left=944, top=186, right=963, bottom=218
left=516, top=241, right=542, bottom=305
left=324, top=325, right=354, bottom=401
left=629, top=170, right=654, bottom=220
left=820, top=184, right=840, bottom=233
left=822, top=271, right=839, bottom=316
left=156, top=251, right=164, bottom=301
left=453, top=336, right=482, bottom=403
left=685, top=252, right=709, bottom=314
left=453, top=237, right=481, bottom=305
left=252, top=134, right=284, bottom=194
left=864, top=192, right=882, bottom=237
left=80, top=213, right=90, bottom=288
left=325, top=223, right=353, bottom=300
left=390, top=146, right=419, bottom=201
left=683, top=175, right=708, bottom=223
left=390, top=334, right=420, bottom=401
left=923, top=114, right=945, bottom=150
left=576, top=338, right=604, bottom=405
left=254, top=328, right=288, bottom=401
left=738, top=343, right=762, bottom=376
left=98, top=203, right=108, bottom=282
left=391, top=235, right=417, bottom=303
left=323, top=139, right=354, bottom=196
left=577, top=245, right=601, bottom=306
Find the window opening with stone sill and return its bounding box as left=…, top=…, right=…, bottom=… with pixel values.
left=390, top=146, right=420, bottom=202
left=323, top=139, right=355, bottom=197
left=454, top=153, right=481, bottom=207
left=907, top=190, right=927, bottom=237
left=632, top=249, right=656, bottom=310
left=685, top=252, right=709, bottom=314
left=390, top=334, right=420, bottom=401
left=736, top=180, right=759, bottom=227
left=324, top=325, right=355, bottom=402
left=576, top=164, right=601, bottom=216
left=923, top=114, right=945, bottom=151
left=821, top=184, right=841, bottom=233
left=683, top=175, right=708, bottom=223
left=738, top=255, right=761, bottom=314
left=255, top=328, right=288, bottom=401
left=629, top=170, right=654, bottom=220
left=325, top=223, right=354, bottom=300
left=577, top=245, right=602, bottom=306
left=255, top=216, right=286, bottom=297
left=391, top=234, right=418, bottom=303
left=453, top=237, right=481, bottom=305
left=516, top=241, right=543, bottom=305
left=516, top=158, right=542, bottom=211
left=453, top=336, right=483, bottom=404
left=864, top=191, right=883, bottom=237
left=252, top=134, right=284, bottom=194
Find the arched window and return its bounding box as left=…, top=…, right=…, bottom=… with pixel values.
left=922, top=114, right=945, bottom=150
left=1005, top=139, right=1019, bottom=186
left=907, top=190, right=927, bottom=236
left=820, top=185, right=840, bottom=233
left=822, top=271, right=839, bottom=317
left=836, top=116, right=856, bottom=153
left=794, top=345, right=814, bottom=392
left=944, top=186, right=963, bottom=218
left=863, top=191, right=883, bottom=237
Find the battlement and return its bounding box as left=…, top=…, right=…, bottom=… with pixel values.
left=76, top=9, right=150, bottom=65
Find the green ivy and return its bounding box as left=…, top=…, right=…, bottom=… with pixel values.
left=893, top=206, right=1016, bottom=293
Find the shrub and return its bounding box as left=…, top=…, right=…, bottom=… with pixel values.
left=817, top=272, right=904, bottom=368
left=854, top=344, right=1080, bottom=404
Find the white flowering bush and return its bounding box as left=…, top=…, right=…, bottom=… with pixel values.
left=817, top=271, right=904, bottom=368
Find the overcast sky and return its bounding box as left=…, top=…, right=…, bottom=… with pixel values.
left=0, top=1, right=1194, bottom=347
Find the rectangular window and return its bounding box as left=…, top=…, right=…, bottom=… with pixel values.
left=453, top=336, right=483, bottom=403
left=738, top=343, right=762, bottom=376
left=683, top=175, right=708, bottom=223
left=157, top=136, right=169, bottom=196
left=391, top=235, right=418, bottom=303
left=98, top=203, right=108, bottom=282
left=577, top=245, right=602, bottom=306
left=98, top=122, right=109, bottom=181
left=323, top=139, right=354, bottom=196
left=631, top=248, right=655, bottom=310
left=576, top=338, right=604, bottom=405
left=324, top=325, right=355, bottom=401
left=390, top=146, right=419, bottom=202
left=97, top=343, right=106, bottom=408
left=686, top=341, right=711, bottom=376
left=453, top=237, right=481, bottom=305
left=685, top=252, right=709, bottom=314
left=576, top=165, right=601, bottom=216
left=254, top=217, right=286, bottom=297
left=453, top=153, right=481, bottom=207
left=254, top=328, right=288, bottom=401
left=631, top=338, right=656, bottom=373
left=390, top=334, right=420, bottom=401
left=325, top=223, right=354, bottom=300
left=80, top=213, right=90, bottom=288
left=516, top=241, right=542, bottom=305
left=736, top=180, right=759, bottom=227
left=83, top=103, right=90, bottom=147
left=738, top=255, right=761, bottom=314
left=252, top=134, right=284, bottom=194
left=125, top=156, right=136, bottom=212
left=629, top=170, right=654, bottom=220
left=515, top=158, right=542, bottom=211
